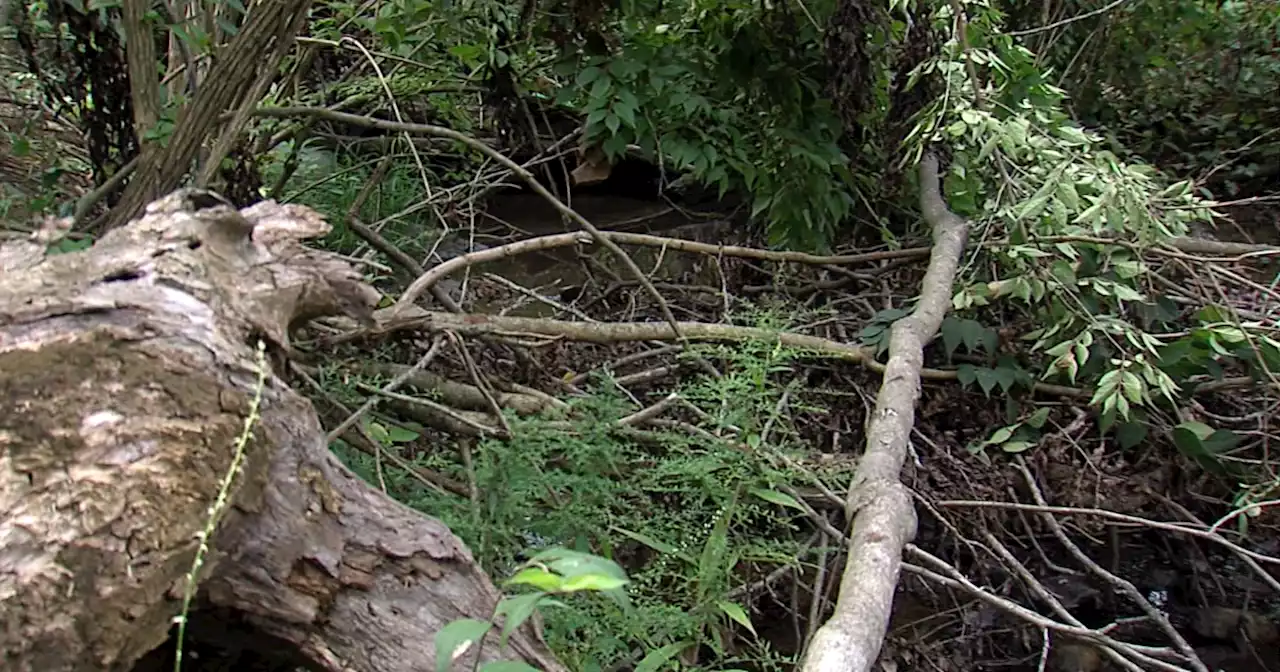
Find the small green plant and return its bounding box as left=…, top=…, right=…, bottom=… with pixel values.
left=174, top=340, right=269, bottom=672
left=330, top=320, right=827, bottom=671
left=434, top=548, right=631, bottom=672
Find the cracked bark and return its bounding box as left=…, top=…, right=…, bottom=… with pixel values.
left=0, top=192, right=564, bottom=672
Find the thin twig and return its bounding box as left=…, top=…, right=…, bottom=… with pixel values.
left=1006, top=0, right=1138, bottom=37
left=1013, top=458, right=1210, bottom=672
left=326, top=338, right=444, bottom=442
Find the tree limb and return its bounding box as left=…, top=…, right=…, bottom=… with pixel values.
left=799, top=151, right=969, bottom=672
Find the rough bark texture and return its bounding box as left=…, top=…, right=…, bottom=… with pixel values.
left=0, top=192, right=564, bottom=672
left=104, top=0, right=312, bottom=231
left=800, top=152, right=970, bottom=672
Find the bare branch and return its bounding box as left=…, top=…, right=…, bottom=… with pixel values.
left=799, top=151, right=969, bottom=672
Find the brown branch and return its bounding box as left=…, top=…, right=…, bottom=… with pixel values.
left=799, top=151, right=969, bottom=672
left=249, top=106, right=687, bottom=345
left=321, top=306, right=1258, bottom=400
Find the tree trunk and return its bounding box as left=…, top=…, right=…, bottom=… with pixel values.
left=104, top=0, right=313, bottom=231
left=0, top=192, right=565, bottom=672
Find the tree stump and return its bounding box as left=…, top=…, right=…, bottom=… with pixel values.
left=0, top=191, right=565, bottom=672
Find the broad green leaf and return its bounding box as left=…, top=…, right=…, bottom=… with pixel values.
left=635, top=641, right=691, bottom=672
left=366, top=421, right=390, bottom=444
left=1001, top=441, right=1034, bottom=453
left=495, top=593, right=547, bottom=646
left=748, top=488, right=805, bottom=511
left=387, top=426, right=420, bottom=443
left=974, top=368, right=999, bottom=396
left=561, top=573, right=630, bottom=592
left=529, top=548, right=629, bottom=582
left=507, top=567, right=563, bottom=592
left=959, top=319, right=984, bottom=353
left=1115, top=421, right=1147, bottom=450
left=589, top=76, right=611, bottom=100
left=1025, top=407, right=1051, bottom=429
left=435, top=619, right=493, bottom=672
left=1172, top=422, right=1229, bottom=476
left=1120, top=372, right=1144, bottom=404
left=716, top=600, right=758, bottom=636
left=1202, top=429, right=1242, bottom=454
left=987, top=426, right=1015, bottom=445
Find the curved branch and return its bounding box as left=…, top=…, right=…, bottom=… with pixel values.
left=799, top=151, right=969, bottom=672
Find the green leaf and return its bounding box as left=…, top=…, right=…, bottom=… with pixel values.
left=980, top=328, right=999, bottom=356
left=529, top=547, right=630, bottom=582
left=1001, top=440, right=1034, bottom=453
left=577, top=66, right=603, bottom=87
left=1025, top=407, right=1051, bottom=429
left=975, top=368, right=998, bottom=396
left=560, top=573, right=630, bottom=592
left=387, top=426, right=420, bottom=443
left=748, top=488, right=805, bottom=511
left=940, top=317, right=963, bottom=356
left=987, top=426, right=1015, bottom=445
left=434, top=619, right=493, bottom=672
left=1171, top=422, right=1230, bottom=476
left=1056, top=125, right=1090, bottom=146
left=635, top=641, right=691, bottom=672
left=495, top=593, right=547, bottom=646
left=614, top=101, right=636, bottom=128
left=1203, top=429, right=1242, bottom=454
left=716, top=600, right=758, bottom=636
left=992, top=365, right=1017, bottom=393
left=589, top=76, right=611, bottom=101
left=366, top=421, right=390, bottom=444
left=1115, top=421, right=1147, bottom=450
left=507, top=567, right=563, bottom=592
left=959, top=319, right=984, bottom=353
left=602, top=132, right=629, bottom=159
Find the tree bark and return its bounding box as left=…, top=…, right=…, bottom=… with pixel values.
left=799, top=151, right=969, bottom=672
left=104, top=0, right=312, bottom=231
left=0, top=193, right=565, bottom=672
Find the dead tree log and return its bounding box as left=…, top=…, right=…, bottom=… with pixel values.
left=0, top=192, right=565, bottom=672
left=799, top=151, right=969, bottom=672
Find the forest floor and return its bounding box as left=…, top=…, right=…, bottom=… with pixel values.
left=5, top=79, right=1280, bottom=670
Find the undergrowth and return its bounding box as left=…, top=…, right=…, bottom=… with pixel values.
left=332, top=313, right=839, bottom=670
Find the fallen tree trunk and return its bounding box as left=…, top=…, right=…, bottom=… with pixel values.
left=799, top=151, right=970, bottom=672
left=0, top=192, right=564, bottom=672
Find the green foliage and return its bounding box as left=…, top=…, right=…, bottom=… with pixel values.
left=901, top=1, right=1234, bottom=428
left=1020, top=0, right=1280, bottom=191
left=877, top=0, right=1276, bottom=496
left=334, top=322, right=830, bottom=671
left=434, top=548, right=630, bottom=672
left=551, top=5, right=854, bottom=251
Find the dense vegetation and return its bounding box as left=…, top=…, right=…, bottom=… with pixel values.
left=2, top=0, right=1278, bottom=670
